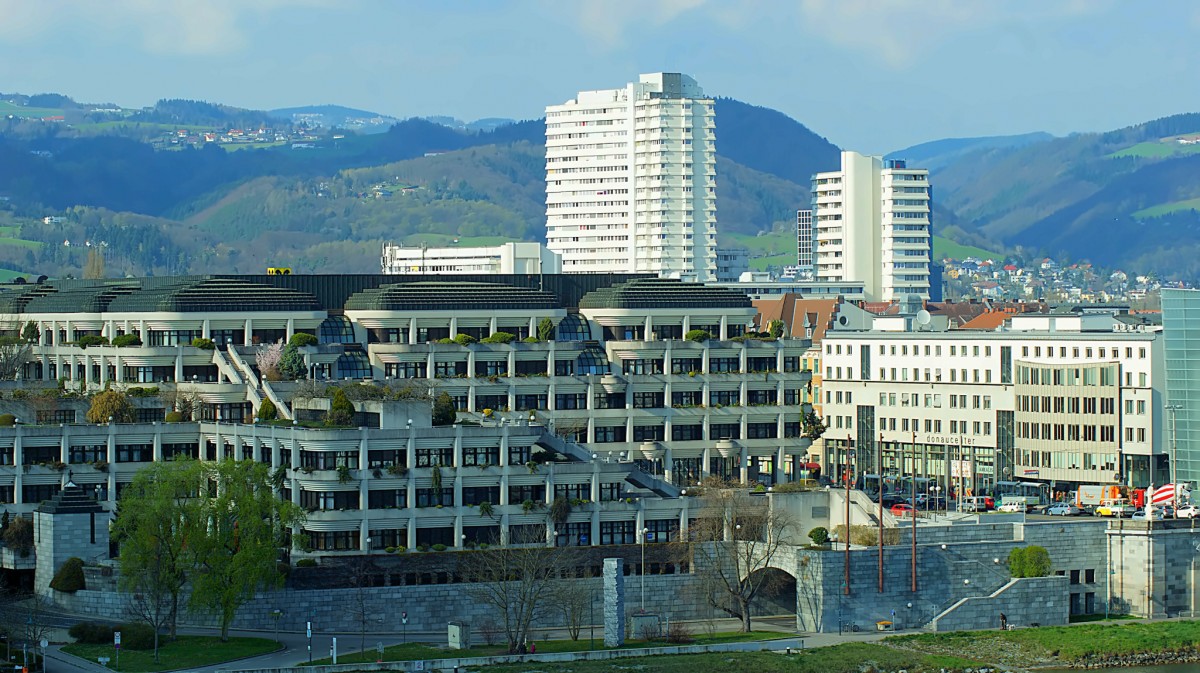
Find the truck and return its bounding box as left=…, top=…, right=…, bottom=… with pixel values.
left=1075, top=485, right=1122, bottom=509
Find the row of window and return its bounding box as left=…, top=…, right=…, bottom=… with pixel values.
left=1016, top=422, right=1116, bottom=443
left=1017, top=451, right=1117, bottom=471
left=1016, top=395, right=1115, bottom=415
left=1017, top=365, right=1119, bottom=387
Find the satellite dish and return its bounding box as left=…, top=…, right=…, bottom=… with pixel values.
left=915, top=310, right=932, bottom=325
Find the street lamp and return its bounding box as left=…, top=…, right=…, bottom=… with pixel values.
left=365, top=537, right=371, bottom=555
left=640, top=527, right=650, bottom=612
left=1168, top=404, right=1183, bottom=511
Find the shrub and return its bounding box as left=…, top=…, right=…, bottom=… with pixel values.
left=50, top=557, right=86, bottom=592
left=767, top=319, right=785, bottom=338
left=684, top=329, right=710, bottom=342
left=772, top=482, right=806, bottom=493
left=4, top=517, right=32, bottom=556
left=481, top=331, right=515, bottom=344
left=288, top=333, right=319, bottom=348
left=257, top=398, right=278, bottom=421
left=453, top=333, right=477, bottom=346
left=117, top=622, right=155, bottom=650
left=550, top=496, right=572, bottom=524
left=111, top=334, right=142, bottom=347
left=190, top=337, right=215, bottom=350
left=435, top=338, right=455, bottom=344
left=69, top=621, right=114, bottom=644
left=665, top=620, right=695, bottom=644
left=537, top=317, right=555, bottom=342
left=385, top=546, right=396, bottom=554
left=432, top=392, right=456, bottom=426
left=808, top=526, right=829, bottom=546
left=296, top=558, right=318, bottom=568
left=280, top=343, right=307, bottom=380
left=522, top=336, right=540, bottom=343
left=1009, top=545, right=1052, bottom=578
left=76, top=335, right=109, bottom=349
left=431, top=543, right=447, bottom=552
left=86, top=390, right=136, bottom=424
left=125, top=386, right=159, bottom=398
left=164, top=411, right=184, bottom=423
left=326, top=388, right=355, bottom=427
left=0, top=414, right=14, bottom=427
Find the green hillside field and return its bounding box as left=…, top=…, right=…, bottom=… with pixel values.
left=932, top=236, right=1002, bottom=262
left=1132, top=197, right=1200, bottom=219
left=1109, top=140, right=1200, bottom=159
left=0, top=101, right=63, bottom=118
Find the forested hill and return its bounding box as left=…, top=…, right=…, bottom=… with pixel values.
left=0, top=95, right=837, bottom=278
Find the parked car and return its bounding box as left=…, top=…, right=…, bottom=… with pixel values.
left=960, top=496, right=995, bottom=512
left=890, top=503, right=917, bottom=517
left=1132, top=509, right=1166, bottom=521
left=1047, top=503, right=1083, bottom=516
left=1177, top=504, right=1200, bottom=519
left=998, top=501, right=1027, bottom=513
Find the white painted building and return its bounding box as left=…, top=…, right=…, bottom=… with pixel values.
left=381, top=242, right=561, bottom=275
left=813, top=152, right=931, bottom=302
left=818, top=314, right=1164, bottom=498
left=545, top=73, right=717, bottom=280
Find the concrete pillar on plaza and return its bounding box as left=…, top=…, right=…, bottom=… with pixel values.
left=739, top=448, right=750, bottom=484
left=603, top=557, right=625, bottom=647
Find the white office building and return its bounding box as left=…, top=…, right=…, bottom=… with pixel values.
left=813, top=152, right=931, bottom=302
left=381, top=242, right=561, bottom=275
left=545, top=73, right=717, bottom=280
left=818, top=313, right=1164, bottom=498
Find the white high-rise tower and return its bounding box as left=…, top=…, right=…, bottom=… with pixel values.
left=812, top=151, right=931, bottom=301
left=545, top=73, right=716, bottom=280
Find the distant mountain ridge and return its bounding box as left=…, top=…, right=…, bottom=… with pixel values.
left=887, top=132, right=1055, bottom=172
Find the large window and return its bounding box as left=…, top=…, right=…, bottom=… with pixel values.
left=415, top=447, right=453, bottom=467
left=367, top=489, right=406, bottom=509
left=461, top=446, right=499, bottom=467
left=70, top=444, right=106, bottom=464
left=304, top=530, right=357, bottom=551
left=116, top=444, right=153, bottom=463
left=600, top=521, right=636, bottom=545
left=300, top=490, right=359, bottom=511
left=633, top=392, right=664, bottom=409
left=555, top=314, right=590, bottom=341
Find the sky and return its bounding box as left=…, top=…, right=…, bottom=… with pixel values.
left=2, top=0, right=1200, bottom=153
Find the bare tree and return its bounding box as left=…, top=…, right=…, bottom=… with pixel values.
left=552, top=576, right=592, bottom=641
left=0, top=337, right=30, bottom=380
left=688, top=490, right=797, bottom=632
left=160, top=385, right=199, bottom=421
left=462, top=529, right=570, bottom=653
left=346, top=556, right=378, bottom=662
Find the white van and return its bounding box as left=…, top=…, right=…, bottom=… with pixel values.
left=959, top=496, right=994, bottom=513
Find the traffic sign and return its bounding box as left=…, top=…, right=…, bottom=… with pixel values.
left=114, top=631, right=121, bottom=648
left=401, top=612, right=408, bottom=625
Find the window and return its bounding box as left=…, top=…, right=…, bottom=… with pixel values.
left=368, top=489, right=407, bottom=509
left=633, top=392, right=664, bottom=409
left=672, top=424, right=703, bottom=441
left=600, top=521, right=636, bottom=545
left=509, top=484, right=545, bottom=503
left=461, top=446, right=499, bottom=467
left=116, top=444, right=152, bottom=463
left=70, top=444, right=106, bottom=463
left=416, top=488, right=454, bottom=507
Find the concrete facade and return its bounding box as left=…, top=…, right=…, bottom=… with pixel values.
left=33, top=484, right=109, bottom=598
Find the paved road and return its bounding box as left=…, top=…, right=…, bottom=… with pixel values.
left=44, top=615, right=804, bottom=673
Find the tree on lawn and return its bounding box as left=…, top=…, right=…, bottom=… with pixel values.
left=687, top=490, right=797, bottom=632
left=188, top=459, right=305, bottom=641
left=463, top=528, right=569, bottom=653
left=113, top=459, right=207, bottom=657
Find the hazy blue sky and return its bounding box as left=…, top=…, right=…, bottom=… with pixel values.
left=2, top=0, right=1198, bottom=153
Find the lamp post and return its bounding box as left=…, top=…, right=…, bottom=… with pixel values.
left=1168, top=404, right=1183, bottom=511
left=911, top=429, right=918, bottom=593
left=640, top=526, right=650, bottom=612
left=878, top=432, right=884, bottom=593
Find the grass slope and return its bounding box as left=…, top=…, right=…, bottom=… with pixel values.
left=1133, top=196, right=1200, bottom=219
left=465, top=643, right=979, bottom=673
left=893, top=619, right=1200, bottom=668
left=62, top=636, right=279, bottom=673
left=932, top=236, right=1002, bottom=262
left=1109, top=140, right=1200, bottom=159
left=0, top=101, right=63, bottom=118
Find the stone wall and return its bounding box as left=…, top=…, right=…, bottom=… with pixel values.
left=52, top=572, right=720, bottom=634
left=929, top=576, right=1068, bottom=631
left=1107, top=519, right=1200, bottom=618
left=794, top=519, right=1107, bottom=632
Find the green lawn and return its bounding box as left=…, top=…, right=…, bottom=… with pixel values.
left=305, top=631, right=785, bottom=665
left=0, top=101, right=63, bottom=118
left=0, top=269, right=29, bottom=282
left=61, top=636, right=279, bottom=673
left=932, top=236, right=1002, bottom=262
left=0, top=237, right=42, bottom=250
left=465, top=643, right=981, bottom=673
left=892, top=619, right=1200, bottom=666
left=723, top=230, right=1004, bottom=269
left=1109, top=140, right=1200, bottom=159
left=1132, top=196, right=1200, bottom=219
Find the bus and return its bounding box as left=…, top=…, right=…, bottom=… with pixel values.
left=995, top=481, right=1051, bottom=509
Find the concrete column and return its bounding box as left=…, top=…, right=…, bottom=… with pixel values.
left=408, top=317, right=418, bottom=345
left=603, top=558, right=626, bottom=647
left=739, top=448, right=749, bottom=484
left=202, top=319, right=211, bottom=340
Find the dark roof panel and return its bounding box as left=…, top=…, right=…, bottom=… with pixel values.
left=345, top=282, right=558, bottom=311
left=578, top=278, right=751, bottom=310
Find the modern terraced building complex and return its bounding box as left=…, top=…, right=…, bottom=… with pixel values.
left=0, top=273, right=813, bottom=557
